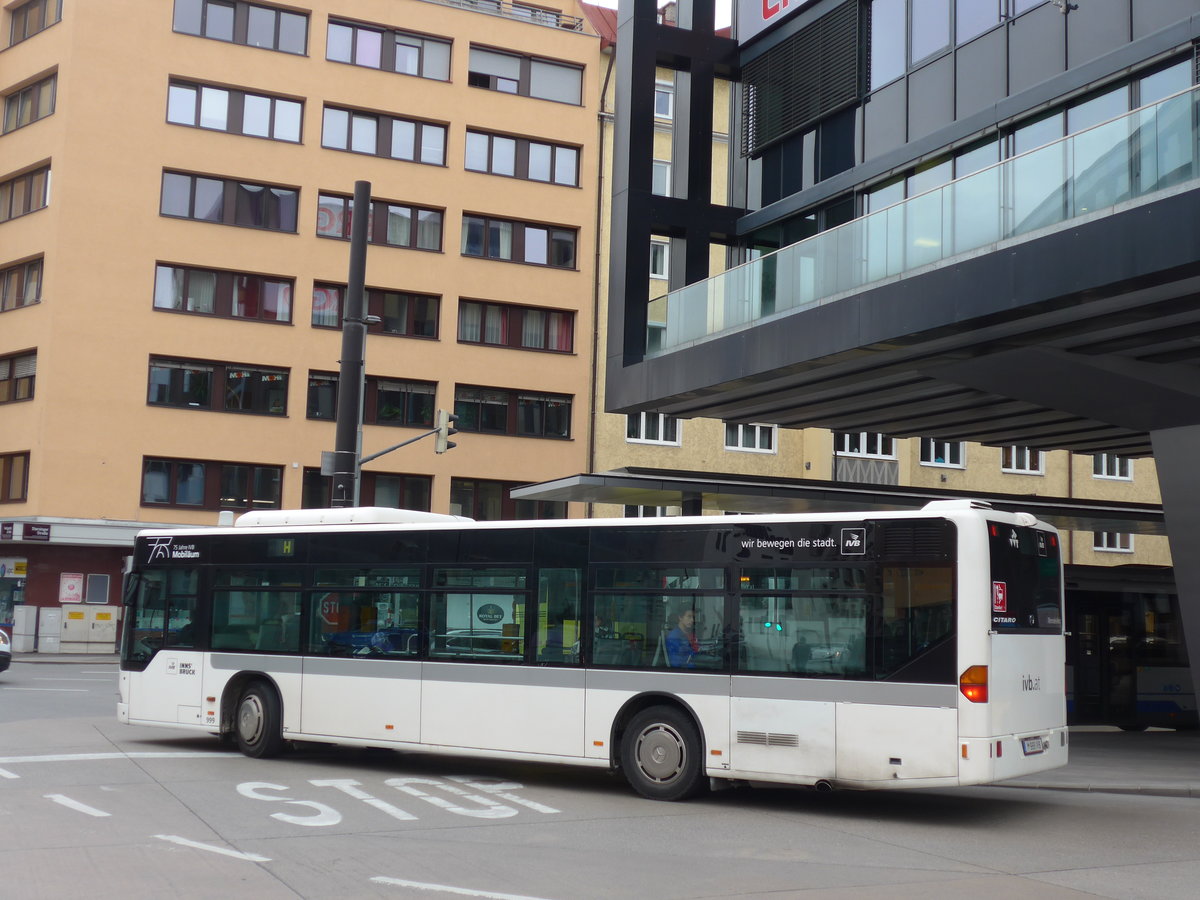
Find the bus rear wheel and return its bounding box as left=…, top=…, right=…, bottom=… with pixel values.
left=621, top=706, right=705, bottom=801
left=235, top=681, right=285, bottom=758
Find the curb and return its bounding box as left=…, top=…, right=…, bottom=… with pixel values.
left=995, top=782, right=1200, bottom=798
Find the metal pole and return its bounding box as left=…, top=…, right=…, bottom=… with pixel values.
left=330, top=179, right=371, bottom=508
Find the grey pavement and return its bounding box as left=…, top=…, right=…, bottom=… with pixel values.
left=10, top=651, right=1200, bottom=799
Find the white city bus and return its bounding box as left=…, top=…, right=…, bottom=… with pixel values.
left=118, top=500, right=1067, bottom=800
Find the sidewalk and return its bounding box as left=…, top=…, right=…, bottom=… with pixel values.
left=9, top=653, right=1199, bottom=798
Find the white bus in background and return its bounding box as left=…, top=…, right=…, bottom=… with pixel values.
left=118, top=500, right=1067, bottom=800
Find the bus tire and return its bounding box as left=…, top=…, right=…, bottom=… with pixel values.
left=235, top=681, right=285, bottom=759
left=621, top=705, right=705, bottom=801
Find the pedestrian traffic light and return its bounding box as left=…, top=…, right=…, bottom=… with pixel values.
left=435, top=409, right=458, bottom=453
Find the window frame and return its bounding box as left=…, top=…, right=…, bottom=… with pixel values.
left=467, top=46, right=583, bottom=105
left=460, top=214, right=577, bottom=269
left=626, top=412, right=681, bottom=446
left=160, top=170, right=299, bottom=233
left=919, top=438, right=964, bottom=468
left=153, top=263, right=294, bottom=323
left=311, top=283, right=440, bottom=338
left=449, top=477, right=565, bottom=520
left=464, top=129, right=580, bottom=187
left=321, top=105, right=447, bottom=166
left=172, top=0, right=308, bottom=55
left=454, top=385, right=572, bottom=439
left=835, top=432, right=895, bottom=458
left=8, top=0, right=60, bottom=47
left=0, top=351, right=36, bottom=404
left=725, top=422, right=777, bottom=453
left=1, top=257, right=42, bottom=311
left=1093, top=452, right=1132, bottom=481
left=317, top=193, right=444, bottom=252
left=0, top=451, right=29, bottom=502
left=1001, top=445, right=1044, bottom=475
left=649, top=238, right=670, bottom=279
left=147, top=356, right=289, bottom=417
left=326, top=19, right=451, bottom=81
left=140, top=456, right=283, bottom=511
left=302, top=467, right=432, bottom=510
left=456, top=298, right=574, bottom=353
left=1094, top=531, right=1134, bottom=553
left=3, top=73, right=56, bottom=134
left=167, top=79, right=302, bottom=143
left=0, top=165, right=50, bottom=224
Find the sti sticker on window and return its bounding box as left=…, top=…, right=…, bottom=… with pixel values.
left=992, top=581, right=1007, bottom=613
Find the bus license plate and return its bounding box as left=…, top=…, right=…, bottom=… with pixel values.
left=1021, top=736, right=1046, bottom=755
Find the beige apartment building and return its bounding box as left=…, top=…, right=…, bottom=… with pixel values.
left=0, top=0, right=602, bottom=626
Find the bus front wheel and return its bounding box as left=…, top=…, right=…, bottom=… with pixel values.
left=235, top=681, right=285, bottom=759
left=621, top=706, right=705, bottom=801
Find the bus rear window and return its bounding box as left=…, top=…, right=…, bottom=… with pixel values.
left=988, top=524, right=1063, bottom=634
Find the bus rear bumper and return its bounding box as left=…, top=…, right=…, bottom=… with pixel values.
left=959, top=726, right=1069, bottom=785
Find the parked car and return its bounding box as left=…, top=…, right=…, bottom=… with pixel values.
left=0, top=628, right=11, bottom=673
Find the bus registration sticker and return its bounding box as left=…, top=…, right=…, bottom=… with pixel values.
left=992, top=582, right=1007, bottom=613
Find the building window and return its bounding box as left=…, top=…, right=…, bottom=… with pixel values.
left=8, top=0, right=60, bottom=46
left=311, top=284, right=439, bottom=337
left=368, top=378, right=436, bottom=428
left=461, top=215, right=576, bottom=268
left=148, top=358, right=288, bottom=416
left=0, top=351, right=36, bottom=403
left=154, top=264, right=292, bottom=323
left=910, top=0, right=950, bottom=65
left=654, top=81, right=673, bottom=119
left=317, top=194, right=442, bottom=251
left=627, top=412, right=680, bottom=445
left=464, top=130, right=579, bottom=186
left=467, top=47, right=582, bottom=105
left=141, top=457, right=282, bottom=510
left=321, top=106, right=446, bottom=166
left=172, top=0, right=307, bottom=54
left=956, top=0, right=1002, bottom=44
left=652, top=160, right=671, bottom=197
left=1, top=257, right=41, bottom=311
left=920, top=438, right=964, bottom=467
left=457, top=300, right=573, bottom=352
left=0, top=165, right=50, bottom=223
left=869, top=0, right=906, bottom=91
left=1001, top=445, right=1044, bottom=474
left=167, top=80, right=301, bottom=142
left=0, top=451, right=28, bottom=502
left=650, top=239, right=669, bottom=279
left=3, top=74, right=56, bottom=134
left=303, top=468, right=432, bottom=510
left=624, top=505, right=677, bottom=518
left=450, top=477, right=565, bottom=520
left=160, top=171, right=298, bottom=232
left=306, top=372, right=436, bottom=429
left=835, top=432, right=894, bottom=457
left=455, top=386, right=571, bottom=439
left=725, top=422, right=776, bottom=453
left=1094, top=532, right=1133, bottom=553
left=1093, top=453, right=1132, bottom=480
left=327, top=20, right=450, bottom=80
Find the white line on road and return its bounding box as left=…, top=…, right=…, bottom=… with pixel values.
left=1, top=687, right=90, bottom=692
left=154, top=834, right=270, bottom=862
left=0, top=768, right=18, bottom=779
left=44, top=794, right=111, bottom=817
left=371, top=877, right=558, bottom=900
left=32, top=677, right=114, bottom=682
left=0, top=751, right=231, bottom=765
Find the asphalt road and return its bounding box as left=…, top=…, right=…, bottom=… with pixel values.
left=2, top=661, right=1199, bottom=900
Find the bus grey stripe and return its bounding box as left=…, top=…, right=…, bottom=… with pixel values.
left=732, top=676, right=957, bottom=707
left=585, top=670, right=730, bottom=695
left=421, top=663, right=585, bottom=689
left=210, top=654, right=303, bottom=674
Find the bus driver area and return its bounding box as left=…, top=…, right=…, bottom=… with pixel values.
left=118, top=502, right=1068, bottom=801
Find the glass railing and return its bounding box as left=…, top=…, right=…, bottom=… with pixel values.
left=418, top=0, right=585, bottom=31
left=646, top=85, right=1200, bottom=357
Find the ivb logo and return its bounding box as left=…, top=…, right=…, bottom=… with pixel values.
left=840, top=528, right=866, bottom=556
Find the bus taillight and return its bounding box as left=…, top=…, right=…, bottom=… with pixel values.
left=960, top=665, right=989, bottom=703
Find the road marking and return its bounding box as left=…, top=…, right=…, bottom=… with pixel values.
left=371, top=878, right=557, bottom=900
left=0, top=751, right=231, bottom=765
left=45, top=794, right=111, bottom=817
left=0, top=768, right=18, bottom=779
left=33, top=677, right=114, bottom=682
left=1, top=687, right=89, bottom=692
left=154, top=834, right=270, bottom=862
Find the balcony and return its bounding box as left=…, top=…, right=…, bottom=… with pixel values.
left=647, top=86, right=1200, bottom=357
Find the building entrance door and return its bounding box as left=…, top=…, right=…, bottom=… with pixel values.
left=1068, top=592, right=1135, bottom=725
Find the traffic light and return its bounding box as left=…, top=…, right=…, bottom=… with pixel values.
left=435, top=409, right=458, bottom=453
